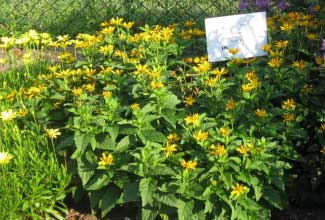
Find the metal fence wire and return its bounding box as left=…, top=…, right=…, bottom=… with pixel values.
left=0, top=0, right=238, bottom=36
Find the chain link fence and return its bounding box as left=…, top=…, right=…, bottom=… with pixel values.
left=0, top=0, right=238, bottom=36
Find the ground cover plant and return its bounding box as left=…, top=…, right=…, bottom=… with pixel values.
left=0, top=0, right=324, bottom=219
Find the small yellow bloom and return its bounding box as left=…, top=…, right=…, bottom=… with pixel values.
left=275, top=40, right=288, bottom=49
left=185, top=113, right=200, bottom=127
left=321, top=146, right=325, bottom=155
left=219, top=127, right=231, bottom=137
left=110, top=17, right=123, bottom=26
left=261, top=44, right=272, bottom=52
left=0, top=152, right=13, bottom=165
left=98, top=152, right=113, bottom=166
left=150, top=81, right=164, bottom=89
left=99, top=45, right=114, bottom=55
left=226, top=98, right=236, bottom=111
left=184, top=20, right=196, bottom=27
left=183, top=95, right=195, bottom=106
left=255, top=109, right=267, bottom=117
left=231, top=183, right=249, bottom=198
left=130, top=103, right=140, bottom=110
left=102, top=91, right=112, bottom=98
left=193, top=130, right=209, bottom=142
left=292, top=60, right=305, bottom=69
left=283, top=113, right=295, bottom=122
left=72, top=87, right=83, bottom=96
left=181, top=159, right=197, bottom=172
left=46, top=128, right=61, bottom=139
left=301, top=84, right=313, bottom=94
left=320, top=123, right=325, bottom=131
left=210, top=144, right=227, bottom=156
left=167, top=133, right=181, bottom=143
left=212, top=67, right=228, bottom=78
left=0, top=58, right=7, bottom=65
left=164, top=143, right=177, bottom=157
left=268, top=57, right=282, bottom=68
left=280, top=22, right=294, bottom=32
left=282, top=99, right=296, bottom=110
left=1, top=109, right=16, bottom=121
left=193, top=61, right=211, bottom=73
left=307, top=33, right=318, bottom=41
left=236, top=145, right=250, bottom=156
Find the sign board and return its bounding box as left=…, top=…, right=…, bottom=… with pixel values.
left=205, top=12, right=268, bottom=62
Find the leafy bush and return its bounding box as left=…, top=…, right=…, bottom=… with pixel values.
left=0, top=1, right=324, bottom=219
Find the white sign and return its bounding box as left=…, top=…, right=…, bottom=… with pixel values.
left=205, top=12, right=268, bottom=62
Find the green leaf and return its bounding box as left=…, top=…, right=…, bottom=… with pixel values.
left=97, top=134, right=115, bottom=150
left=106, top=126, right=119, bottom=142
left=73, top=132, right=92, bottom=157
left=85, top=172, right=112, bottom=191
left=120, top=181, right=140, bottom=203
left=156, top=194, right=179, bottom=208
left=161, top=109, right=177, bottom=128
left=142, top=208, right=158, bottom=220
left=177, top=200, right=194, bottom=220
left=101, top=185, right=121, bottom=217
left=138, top=129, right=167, bottom=144
left=161, top=93, right=180, bottom=109
left=263, top=186, right=285, bottom=210
left=140, top=178, right=156, bottom=206
left=115, top=136, right=130, bottom=152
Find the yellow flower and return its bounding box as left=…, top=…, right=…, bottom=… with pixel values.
left=122, top=21, right=134, bottom=29
left=185, top=113, right=200, bottom=127
left=110, top=17, right=123, bottom=26
left=134, top=64, right=148, bottom=75
left=301, top=84, right=313, bottom=94
left=226, top=98, right=236, bottom=111
left=261, top=44, right=272, bottom=52
left=255, top=109, right=267, bottom=117
left=193, top=130, right=209, bottom=142
left=212, top=67, right=227, bottom=78
left=0, top=152, right=13, bottom=165
left=193, top=61, right=211, bottom=73
left=231, top=183, right=249, bottom=198
left=280, top=22, right=294, bottom=32
left=219, top=127, right=231, bottom=137
left=1, top=109, right=16, bottom=121
left=228, top=48, right=240, bottom=55
left=183, top=95, right=195, bottom=106
left=98, top=153, right=113, bottom=166
left=321, top=146, right=325, bottom=155
left=242, top=83, right=256, bottom=92
left=164, top=143, right=177, bottom=157
left=320, top=123, right=325, bottom=131
left=130, top=103, right=140, bottom=110
left=283, top=113, right=295, bottom=122
left=236, top=145, right=250, bottom=156
left=275, top=40, right=288, bottom=49
left=102, top=91, right=112, bottom=98
left=181, top=159, right=198, bottom=172
left=268, top=57, right=282, bottom=68
left=99, top=45, right=114, bottom=55
left=184, top=20, right=196, bottom=27
left=282, top=99, right=296, bottom=110
left=0, top=58, right=7, bottom=65
left=46, top=128, right=61, bottom=139
left=150, top=81, right=164, bottom=89
left=100, top=26, right=116, bottom=35
left=205, top=77, right=218, bottom=87
left=167, top=133, right=181, bottom=143
left=72, top=87, right=83, bottom=96
left=307, top=33, right=318, bottom=41
left=292, top=60, right=305, bottom=69
left=210, top=144, right=227, bottom=156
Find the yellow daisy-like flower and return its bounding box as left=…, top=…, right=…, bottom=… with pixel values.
left=261, top=44, right=272, bottom=52
left=283, top=113, right=295, bottom=122
left=219, top=127, right=231, bottom=137
left=226, top=98, right=236, bottom=111
left=193, top=130, right=209, bottom=142
left=320, top=123, right=325, bottom=131
left=130, top=103, right=140, bottom=110
left=301, top=84, right=313, bottom=94
left=102, top=91, right=112, bottom=98
left=231, top=183, right=249, bottom=198
left=181, top=159, right=198, bottom=172
left=0, top=152, right=13, bottom=165
left=280, top=22, right=294, bottom=32
left=45, top=128, right=61, bottom=139
left=183, top=95, right=195, bottom=106
left=307, top=33, right=318, bottom=41
left=184, top=20, right=196, bottom=27
left=212, top=67, right=228, bottom=78
left=236, top=145, right=250, bottom=156
left=210, top=144, right=227, bottom=156
left=72, top=87, right=83, bottom=96
left=98, top=153, right=113, bottom=166
left=275, top=40, right=288, bottom=49
left=282, top=99, right=296, bottom=110
left=292, top=60, right=305, bottom=69
left=164, top=143, right=177, bottom=157
left=255, top=109, right=267, bottom=118
left=321, top=146, right=325, bottom=155
left=1, top=109, right=16, bottom=121
left=150, top=81, right=164, bottom=89
left=185, top=113, right=200, bottom=127
left=167, top=133, right=181, bottom=143
left=268, top=56, right=282, bottom=68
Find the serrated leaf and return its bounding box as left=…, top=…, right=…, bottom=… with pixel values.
left=161, top=109, right=177, bottom=128
left=120, top=181, right=140, bottom=203
left=161, top=93, right=180, bottom=109
left=115, top=136, right=130, bottom=152
left=85, top=172, right=112, bottom=191
left=142, top=208, right=158, bottom=220
left=156, top=194, right=179, bottom=207
left=101, top=185, right=121, bottom=217
left=106, top=126, right=119, bottom=142
left=177, top=200, right=193, bottom=220
left=140, top=178, right=156, bottom=206
left=138, top=129, right=167, bottom=144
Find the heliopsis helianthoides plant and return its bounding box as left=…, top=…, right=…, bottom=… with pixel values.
left=0, top=1, right=324, bottom=219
